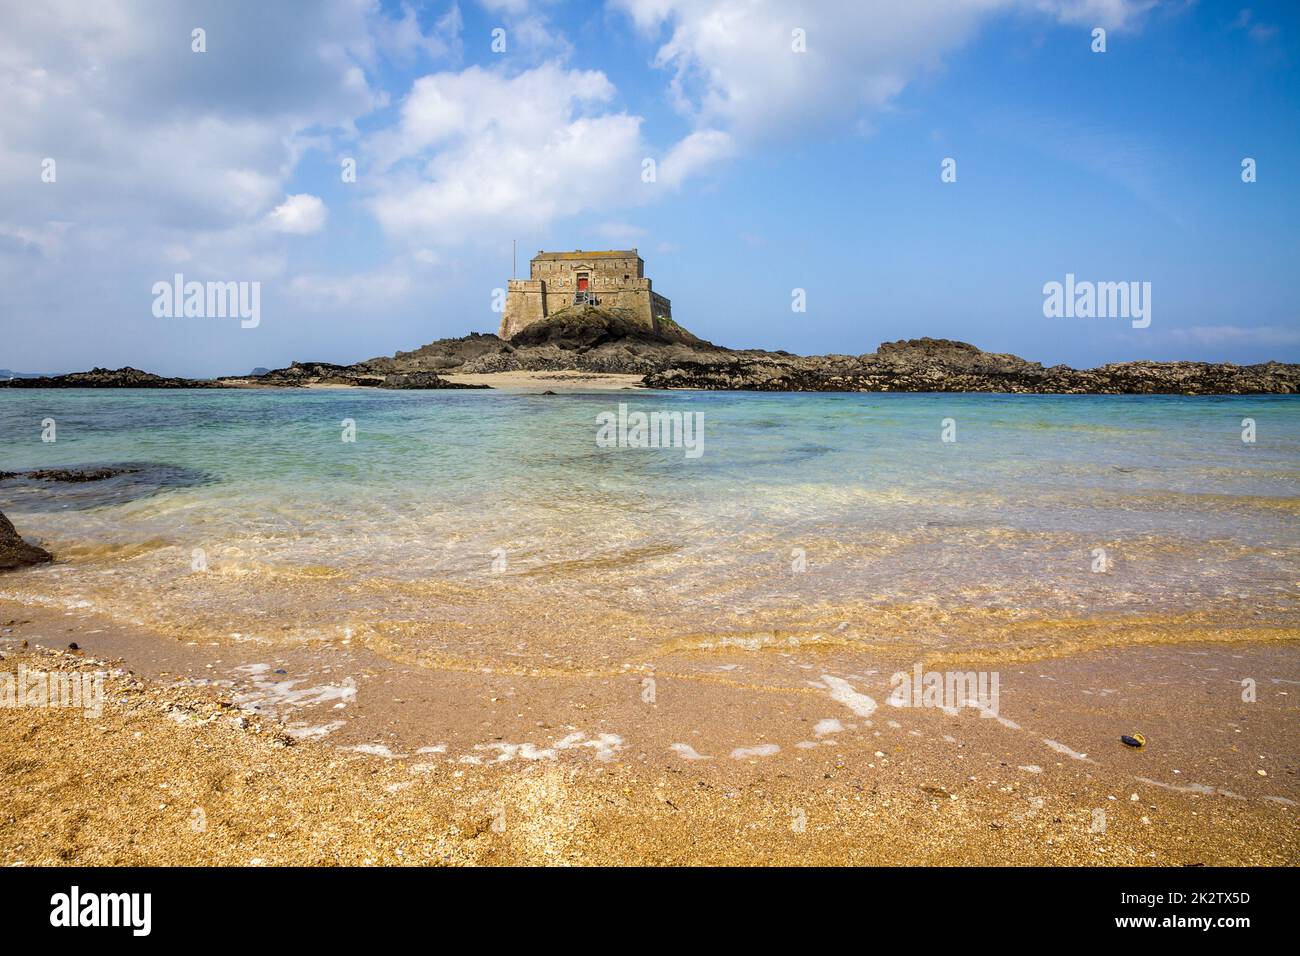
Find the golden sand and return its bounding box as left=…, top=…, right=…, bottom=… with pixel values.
left=2, top=621, right=1296, bottom=865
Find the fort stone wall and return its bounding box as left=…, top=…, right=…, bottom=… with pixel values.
left=499, top=249, right=672, bottom=339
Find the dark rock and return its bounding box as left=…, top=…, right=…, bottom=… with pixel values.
left=68, top=642, right=79, bottom=651
left=0, top=366, right=228, bottom=388
left=19, top=324, right=1293, bottom=396
left=643, top=339, right=1300, bottom=395
left=221, top=362, right=489, bottom=389
left=0, top=466, right=137, bottom=483
left=243, top=308, right=730, bottom=384
left=377, top=371, right=490, bottom=390
left=507, top=305, right=706, bottom=350
left=0, top=463, right=213, bottom=512
left=0, top=511, right=52, bottom=572
left=360, top=331, right=516, bottom=373
left=229, top=361, right=352, bottom=386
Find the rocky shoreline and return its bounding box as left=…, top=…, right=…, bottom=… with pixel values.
left=224, top=362, right=490, bottom=390
left=5, top=309, right=1298, bottom=394
left=642, top=338, right=1300, bottom=395
left=0, top=366, right=229, bottom=388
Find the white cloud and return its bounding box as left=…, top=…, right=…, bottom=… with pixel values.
left=479, top=0, right=532, bottom=12
left=659, top=129, right=734, bottom=188
left=0, top=1, right=398, bottom=235
left=367, top=63, right=649, bottom=245
left=0, top=222, right=69, bottom=258
left=288, top=266, right=414, bottom=311
left=613, top=0, right=1155, bottom=141
left=597, top=221, right=647, bottom=244
left=266, top=194, right=329, bottom=235
left=1230, top=8, right=1280, bottom=44
left=372, top=1, right=464, bottom=64
left=1028, top=0, right=1156, bottom=27
left=1162, top=325, right=1300, bottom=348
left=476, top=0, right=573, bottom=62
left=0, top=0, right=467, bottom=278
left=0, top=0, right=466, bottom=373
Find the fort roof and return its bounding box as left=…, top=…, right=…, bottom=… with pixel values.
left=532, top=249, right=639, bottom=260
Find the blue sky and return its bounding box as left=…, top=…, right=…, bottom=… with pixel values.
left=1, top=0, right=1297, bottom=376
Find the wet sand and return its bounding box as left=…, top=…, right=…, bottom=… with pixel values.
left=2, top=602, right=1295, bottom=865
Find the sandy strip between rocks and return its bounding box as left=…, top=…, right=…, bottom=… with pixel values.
left=438, top=371, right=647, bottom=391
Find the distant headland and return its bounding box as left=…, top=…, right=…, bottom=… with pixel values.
left=3, top=248, right=1297, bottom=394
left=5, top=313, right=1297, bottom=394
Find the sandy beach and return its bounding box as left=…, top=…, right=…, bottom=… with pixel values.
left=439, top=371, right=646, bottom=391
left=3, top=600, right=1296, bottom=866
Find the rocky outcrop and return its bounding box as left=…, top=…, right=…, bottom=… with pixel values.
left=359, top=331, right=518, bottom=374
left=0, top=463, right=213, bottom=512
left=0, top=467, right=136, bottom=482
left=352, top=308, right=722, bottom=377
left=487, top=308, right=727, bottom=374
left=0, top=511, right=51, bottom=571
left=222, top=362, right=371, bottom=387
left=376, top=371, right=490, bottom=389
left=7, top=327, right=1297, bottom=395
left=249, top=327, right=1300, bottom=393
left=230, top=308, right=726, bottom=384
left=0, top=367, right=229, bottom=388
left=508, top=305, right=705, bottom=348
left=224, top=361, right=490, bottom=389
left=643, top=337, right=1300, bottom=394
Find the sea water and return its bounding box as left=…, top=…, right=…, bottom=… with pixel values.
left=1, top=389, right=1296, bottom=668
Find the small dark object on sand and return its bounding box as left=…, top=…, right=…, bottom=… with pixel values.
left=68, top=642, right=79, bottom=651
left=1121, top=733, right=1146, bottom=748
left=541, top=390, right=557, bottom=395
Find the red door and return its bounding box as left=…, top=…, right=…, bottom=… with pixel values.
left=577, top=276, right=589, bottom=291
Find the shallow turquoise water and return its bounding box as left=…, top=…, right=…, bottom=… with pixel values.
left=1, top=389, right=1297, bottom=660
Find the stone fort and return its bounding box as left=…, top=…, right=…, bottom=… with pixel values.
left=499, top=249, right=672, bottom=339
